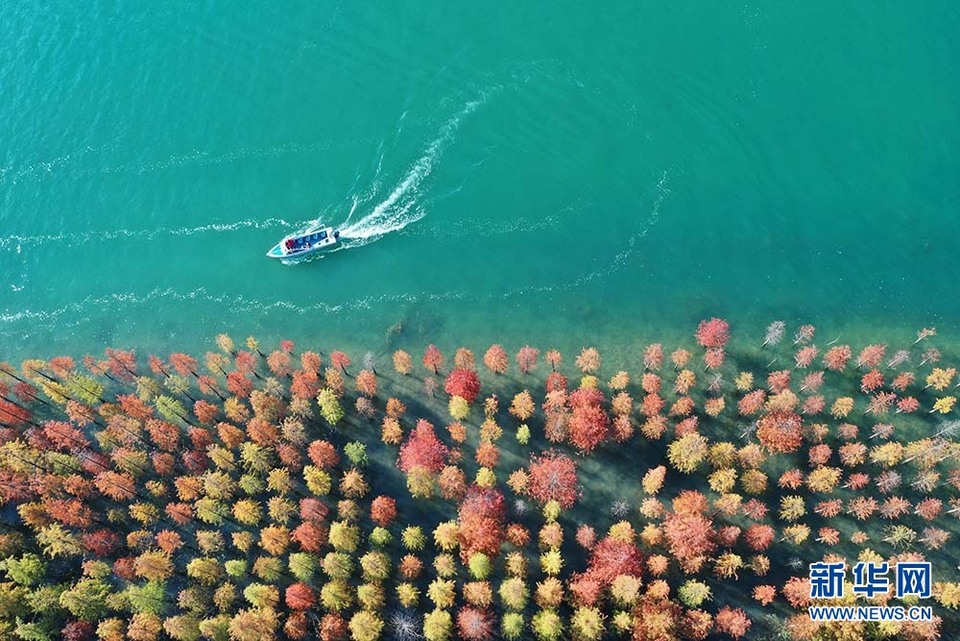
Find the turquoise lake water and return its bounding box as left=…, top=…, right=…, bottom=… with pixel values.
left=1, top=2, right=959, bottom=361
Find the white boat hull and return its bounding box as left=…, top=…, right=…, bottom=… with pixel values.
left=267, top=227, right=340, bottom=259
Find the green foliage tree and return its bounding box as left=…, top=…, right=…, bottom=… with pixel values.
left=163, top=613, right=202, bottom=641
left=155, top=395, right=189, bottom=424
left=288, top=553, right=316, bottom=582
left=59, top=578, right=110, bottom=621
left=678, top=579, right=712, bottom=608
left=344, top=441, right=368, bottom=467
left=468, top=553, right=492, bottom=580
left=37, top=524, right=81, bottom=559
left=224, top=560, right=247, bottom=579
left=125, top=580, right=167, bottom=615
left=318, top=389, right=345, bottom=426
left=501, top=612, right=525, bottom=640
left=197, top=615, right=230, bottom=641
left=242, top=583, right=280, bottom=609
left=320, top=580, right=354, bottom=611
left=0, top=554, right=45, bottom=587
left=66, top=373, right=104, bottom=405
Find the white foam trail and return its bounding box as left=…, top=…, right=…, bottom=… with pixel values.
left=1, top=138, right=372, bottom=185
left=0, top=285, right=469, bottom=326
left=335, top=94, right=488, bottom=249
left=500, top=169, right=672, bottom=297
left=0, top=217, right=298, bottom=251
left=403, top=212, right=562, bottom=240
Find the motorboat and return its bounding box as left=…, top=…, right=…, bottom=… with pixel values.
left=266, top=226, right=340, bottom=259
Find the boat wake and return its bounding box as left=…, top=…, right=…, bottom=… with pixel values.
left=285, top=93, right=489, bottom=264
left=0, top=218, right=298, bottom=253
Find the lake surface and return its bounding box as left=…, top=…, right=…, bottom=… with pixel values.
left=2, top=2, right=959, bottom=361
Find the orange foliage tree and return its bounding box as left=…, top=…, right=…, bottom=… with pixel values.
left=527, top=451, right=579, bottom=508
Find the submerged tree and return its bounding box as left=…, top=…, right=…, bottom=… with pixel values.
left=695, top=318, right=730, bottom=349
left=423, top=345, right=444, bottom=375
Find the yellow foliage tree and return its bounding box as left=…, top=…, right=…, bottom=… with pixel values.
left=667, top=433, right=709, bottom=474
left=926, top=368, right=956, bottom=391
left=931, top=396, right=956, bottom=414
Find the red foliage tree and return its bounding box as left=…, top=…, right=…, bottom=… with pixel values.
left=823, top=345, right=852, bottom=371
left=586, top=536, right=645, bottom=585
left=457, top=607, right=494, bottom=641
left=308, top=440, right=340, bottom=469
left=527, top=451, right=579, bottom=508
left=285, top=583, right=316, bottom=610
left=300, top=497, right=329, bottom=523
left=82, top=529, right=121, bottom=557
left=43, top=421, right=89, bottom=451
left=475, top=442, right=499, bottom=468
left=62, top=399, right=96, bottom=427
left=290, top=370, right=320, bottom=400
left=515, top=346, right=539, bottom=374
left=545, top=372, right=567, bottom=393
left=569, top=574, right=604, bottom=607
left=105, top=348, right=138, bottom=381
left=45, top=498, right=93, bottom=529
left=94, top=470, right=136, bottom=502
left=62, top=621, right=96, bottom=641
left=632, top=598, right=683, bottom=641
left=291, top=521, right=328, bottom=553
left=267, top=350, right=292, bottom=378
left=355, top=370, right=377, bottom=398
left=756, top=411, right=803, bottom=453
left=138, top=421, right=175, bottom=454
left=193, top=400, right=219, bottom=425
left=704, top=347, right=725, bottom=370
left=329, top=351, right=351, bottom=375
left=285, top=612, right=309, bottom=640
left=663, top=511, right=716, bottom=574
left=897, top=397, right=920, bottom=413
left=226, top=371, right=253, bottom=398
left=695, top=318, right=730, bottom=349
left=439, top=465, right=467, bottom=501
left=744, top=524, right=774, bottom=551
left=398, top=420, right=449, bottom=474
left=458, top=485, right=505, bottom=560
left=567, top=387, right=610, bottom=453
left=319, top=614, right=348, bottom=641
left=483, top=345, right=508, bottom=374
left=423, top=344, right=444, bottom=374
left=169, top=353, right=199, bottom=377
left=715, top=607, right=751, bottom=639
left=643, top=343, right=664, bottom=371
left=444, top=368, right=481, bottom=403
left=165, top=502, right=193, bottom=525
left=576, top=525, right=597, bottom=549
left=0, top=396, right=31, bottom=429
left=370, top=496, right=398, bottom=527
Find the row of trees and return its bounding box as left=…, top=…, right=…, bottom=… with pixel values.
left=0, top=321, right=956, bottom=640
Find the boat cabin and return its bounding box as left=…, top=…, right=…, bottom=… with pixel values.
left=285, top=230, right=329, bottom=252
